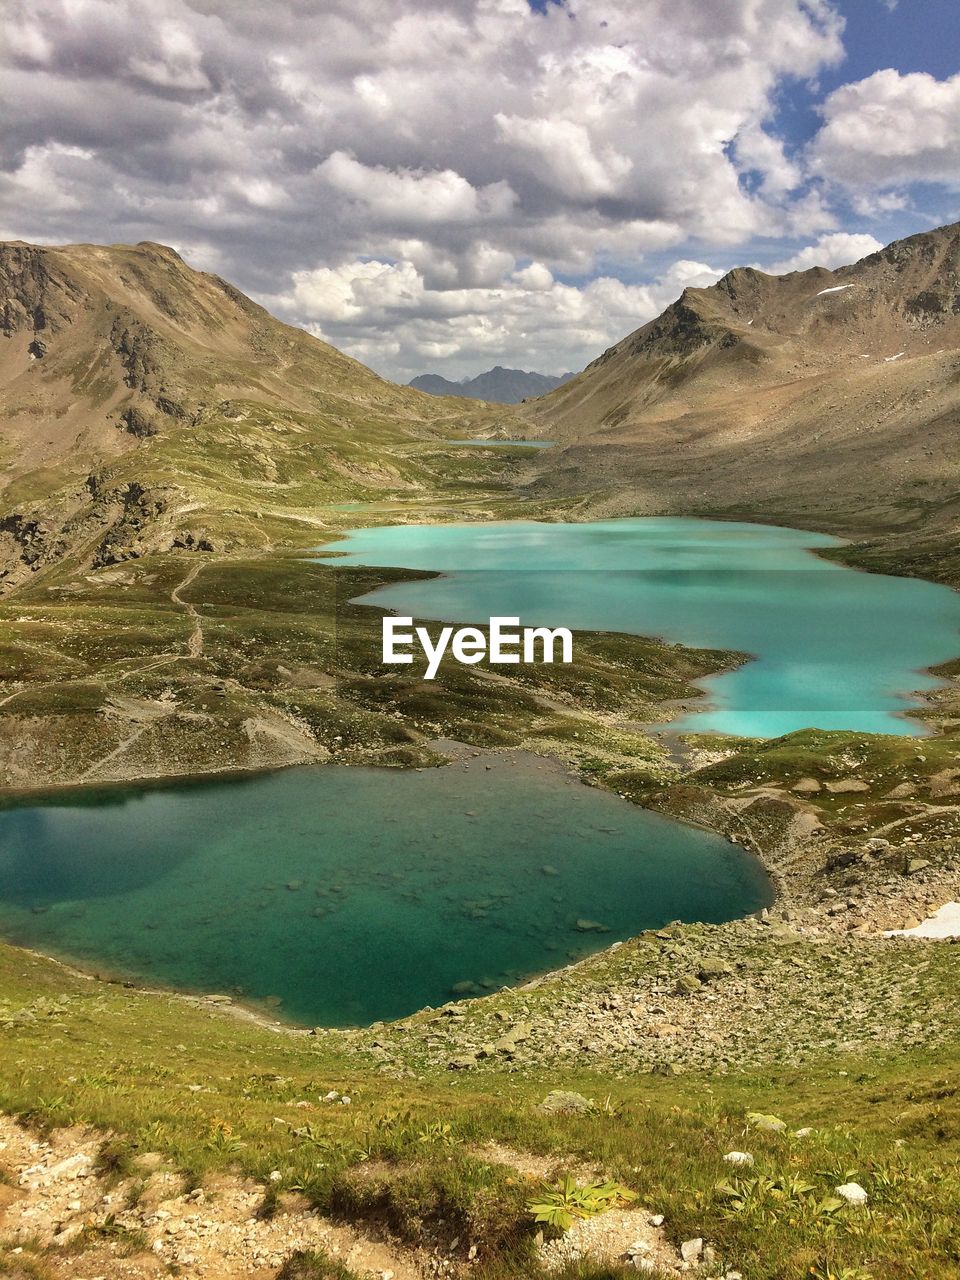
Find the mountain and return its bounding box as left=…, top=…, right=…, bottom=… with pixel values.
left=0, top=240, right=508, bottom=585
left=409, top=366, right=575, bottom=403
left=523, top=221, right=960, bottom=579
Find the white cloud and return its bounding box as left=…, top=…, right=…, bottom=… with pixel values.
left=809, top=70, right=960, bottom=189
left=8, top=0, right=936, bottom=378
left=766, top=231, right=884, bottom=274
left=318, top=152, right=516, bottom=225
left=274, top=254, right=725, bottom=381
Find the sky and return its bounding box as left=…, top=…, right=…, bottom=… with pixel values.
left=2, top=1, right=959, bottom=383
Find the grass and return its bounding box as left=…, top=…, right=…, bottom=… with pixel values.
left=2, top=939, right=960, bottom=1277
left=0, top=547, right=741, bottom=793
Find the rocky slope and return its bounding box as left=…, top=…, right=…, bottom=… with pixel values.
left=0, top=240, right=508, bottom=588
left=523, top=222, right=960, bottom=573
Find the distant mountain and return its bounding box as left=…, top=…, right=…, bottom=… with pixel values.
left=409, top=365, right=575, bottom=404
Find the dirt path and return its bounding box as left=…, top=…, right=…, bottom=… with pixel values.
left=0, top=559, right=209, bottom=713
left=0, top=1114, right=426, bottom=1280
left=171, top=560, right=205, bottom=658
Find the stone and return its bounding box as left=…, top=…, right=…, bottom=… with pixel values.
left=792, top=777, right=822, bottom=794
left=538, top=1090, right=593, bottom=1114
left=836, top=1182, right=868, bottom=1206
left=447, top=1055, right=478, bottom=1070
left=723, top=1151, right=754, bottom=1166
left=697, top=957, right=732, bottom=982
left=648, top=1214, right=665, bottom=1227
left=825, top=779, right=870, bottom=794
left=680, top=1238, right=703, bottom=1263
left=675, top=974, right=701, bottom=996
left=747, top=1112, right=786, bottom=1133
left=905, top=858, right=931, bottom=876
left=494, top=1021, right=533, bottom=1053
left=575, top=918, right=610, bottom=933
left=450, top=981, right=481, bottom=996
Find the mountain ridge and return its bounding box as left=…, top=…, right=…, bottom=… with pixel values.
left=409, top=365, right=575, bottom=403
left=0, top=238, right=511, bottom=586
left=522, top=220, right=960, bottom=575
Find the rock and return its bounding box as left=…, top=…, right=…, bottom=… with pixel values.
left=697, top=957, right=732, bottom=982
left=792, top=777, right=822, bottom=794
left=905, top=858, right=931, bottom=876
left=836, top=1181, right=868, bottom=1206
left=680, top=1237, right=703, bottom=1263
left=447, top=1055, right=478, bottom=1071
left=674, top=974, right=701, bottom=996
left=747, top=1112, right=786, bottom=1133
left=794, top=1127, right=813, bottom=1138
left=494, top=1021, right=532, bottom=1053
left=450, top=981, right=481, bottom=996
left=886, top=782, right=916, bottom=798
left=575, top=918, right=610, bottom=933
left=723, top=1151, right=754, bottom=1166
left=826, top=779, right=870, bottom=793
left=541, top=865, right=560, bottom=876
left=538, top=1090, right=593, bottom=1114
left=624, top=1240, right=650, bottom=1259
left=648, top=1214, right=665, bottom=1227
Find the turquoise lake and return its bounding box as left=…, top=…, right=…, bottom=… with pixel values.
left=0, top=754, right=769, bottom=1025
left=322, top=517, right=960, bottom=738
left=5, top=515, right=958, bottom=1028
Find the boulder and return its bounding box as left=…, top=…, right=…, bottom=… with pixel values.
left=538, top=1090, right=593, bottom=1114
left=792, top=777, right=822, bottom=794
left=747, top=1111, right=786, bottom=1133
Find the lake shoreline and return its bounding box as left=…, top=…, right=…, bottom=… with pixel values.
left=2, top=515, right=959, bottom=1032
left=0, top=741, right=774, bottom=1028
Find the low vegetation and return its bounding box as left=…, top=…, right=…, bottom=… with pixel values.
left=1, top=937, right=960, bottom=1277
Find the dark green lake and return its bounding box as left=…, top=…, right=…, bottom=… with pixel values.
left=0, top=753, right=770, bottom=1026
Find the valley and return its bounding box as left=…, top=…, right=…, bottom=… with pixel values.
left=2, top=228, right=960, bottom=1279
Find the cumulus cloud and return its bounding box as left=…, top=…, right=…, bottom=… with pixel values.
left=766, top=231, right=884, bottom=274
left=273, top=255, right=724, bottom=380
left=809, top=69, right=960, bottom=190
left=0, top=0, right=884, bottom=378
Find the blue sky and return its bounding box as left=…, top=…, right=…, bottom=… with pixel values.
left=2, top=0, right=960, bottom=379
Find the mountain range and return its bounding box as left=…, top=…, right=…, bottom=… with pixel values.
left=2, top=224, right=960, bottom=588
left=409, top=366, right=575, bottom=403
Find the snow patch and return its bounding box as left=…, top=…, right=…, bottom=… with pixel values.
left=816, top=284, right=855, bottom=297
left=885, top=902, right=960, bottom=939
